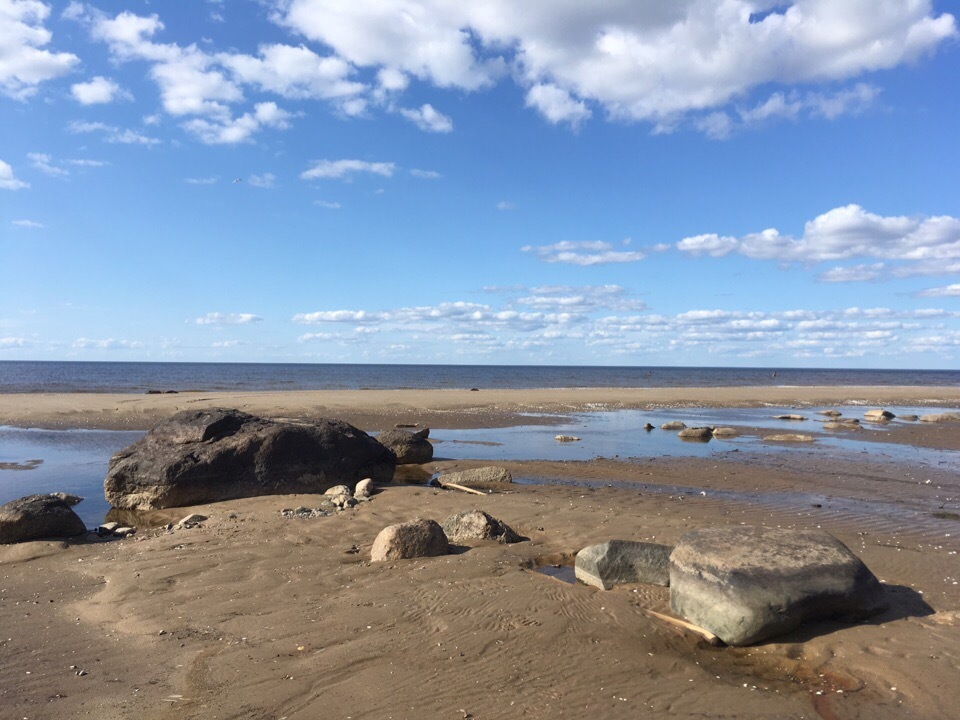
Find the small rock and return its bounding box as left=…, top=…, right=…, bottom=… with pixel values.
left=643, top=423, right=654, bottom=431
left=576, top=540, right=673, bottom=590
left=441, top=510, right=520, bottom=544
left=354, top=478, right=375, bottom=498
left=817, top=410, right=842, bottom=417
left=177, top=513, right=208, bottom=527
left=97, top=521, right=120, bottom=537
left=711, top=427, right=738, bottom=437
left=763, top=434, right=814, bottom=443
left=864, top=409, right=895, bottom=421
left=0, top=494, right=87, bottom=544
left=678, top=427, right=713, bottom=440
left=898, top=414, right=918, bottom=422
left=660, top=421, right=686, bottom=430
left=325, top=485, right=352, bottom=497
left=555, top=435, right=581, bottom=442
left=823, top=422, right=861, bottom=431
left=773, top=414, right=807, bottom=421
left=920, top=412, right=960, bottom=423
left=370, top=518, right=449, bottom=561
left=113, top=526, right=136, bottom=537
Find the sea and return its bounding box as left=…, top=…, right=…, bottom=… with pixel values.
left=2, top=361, right=959, bottom=528
left=1, top=360, right=958, bottom=393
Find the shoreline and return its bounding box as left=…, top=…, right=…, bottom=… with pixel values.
left=2, top=384, right=959, bottom=431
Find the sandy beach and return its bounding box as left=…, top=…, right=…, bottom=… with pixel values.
left=2, top=387, right=960, bottom=719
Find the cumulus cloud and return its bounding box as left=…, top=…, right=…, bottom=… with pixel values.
left=0, top=0, right=79, bottom=99
left=917, top=284, right=960, bottom=298
left=182, top=101, right=294, bottom=144
left=194, top=312, right=263, bottom=325
left=678, top=205, right=960, bottom=273
left=301, top=159, right=395, bottom=180
left=818, top=263, right=885, bottom=283
left=398, top=103, right=453, bottom=132
left=0, top=159, right=29, bottom=189
left=522, top=240, right=646, bottom=266
left=70, top=75, right=130, bottom=104
left=273, top=0, right=955, bottom=131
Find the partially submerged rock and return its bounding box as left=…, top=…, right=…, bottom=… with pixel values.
left=370, top=518, right=449, bottom=561
left=864, top=409, right=896, bottom=421
left=436, top=466, right=513, bottom=488
left=555, top=435, right=581, bottom=442
left=661, top=421, right=686, bottom=430
left=376, top=429, right=433, bottom=464
left=920, top=412, right=960, bottom=423
left=678, top=427, right=713, bottom=441
left=817, top=410, right=842, bottom=417
left=669, top=526, right=885, bottom=646
left=773, top=414, right=807, bottom=421
left=764, top=434, right=814, bottom=443
left=712, top=427, right=738, bottom=438
left=105, top=408, right=396, bottom=510
left=0, top=493, right=86, bottom=544
left=824, top=421, right=861, bottom=431
left=575, top=540, right=672, bottom=590
left=441, top=510, right=520, bottom=544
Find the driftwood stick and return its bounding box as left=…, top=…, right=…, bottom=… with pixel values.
left=437, top=481, right=487, bottom=496
left=645, top=609, right=721, bottom=646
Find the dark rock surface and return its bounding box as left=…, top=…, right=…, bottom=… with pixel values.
left=370, top=518, right=449, bottom=561
left=376, top=429, right=433, bottom=464
left=0, top=493, right=87, bottom=544
left=441, top=509, right=520, bottom=544
left=575, top=540, right=672, bottom=590
left=105, top=408, right=396, bottom=510
left=669, top=526, right=886, bottom=646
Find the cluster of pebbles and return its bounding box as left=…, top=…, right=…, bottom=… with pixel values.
left=280, top=478, right=375, bottom=519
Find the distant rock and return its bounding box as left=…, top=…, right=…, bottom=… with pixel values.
left=376, top=429, right=433, bottom=464
left=898, top=414, right=919, bottom=422
left=370, top=518, right=449, bottom=561
left=575, top=540, right=672, bottom=590
left=441, top=510, right=520, bottom=544
left=773, top=414, right=807, bottom=421
left=864, top=409, right=896, bottom=421
left=104, top=408, right=396, bottom=511
left=0, top=493, right=86, bottom=544
left=678, top=427, right=713, bottom=441
left=670, top=526, right=886, bottom=645
left=763, top=434, right=814, bottom=443
left=823, top=421, right=861, bottom=432
left=643, top=423, right=655, bottom=431
left=436, top=466, right=513, bottom=488
left=712, top=427, right=738, bottom=438
left=920, top=412, right=960, bottom=423
left=555, top=435, right=581, bottom=442
left=178, top=513, right=208, bottom=527
left=817, top=410, right=842, bottom=417
left=660, top=421, right=687, bottom=431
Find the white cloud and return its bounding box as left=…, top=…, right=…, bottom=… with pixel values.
left=27, top=151, right=67, bottom=177
left=70, top=75, right=130, bottom=104
left=72, top=337, right=144, bottom=350
left=496, top=200, right=515, bottom=211
left=410, top=168, right=441, bottom=179
left=301, top=159, right=395, bottom=180
left=398, top=103, right=453, bottom=132
left=185, top=176, right=218, bottom=185
left=0, top=0, right=79, bottom=99
left=313, top=200, right=341, bottom=209
left=522, top=240, right=646, bottom=266
left=0, top=159, right=29, bottom=189
left=918, top=284, right=960, bottom=298
left=293, top=310, right=383, bottom=324
left=194, top=312, right=263, bottom=325
left=181, top=101, right=294, bottom=144
left=0, top=336, right=29, bottom=348
left=247, top=172, right=276, bottom=188
left=274, top=1, right=955, bottom=132
left=818, top=263, right=885, bottom=283
left=64, top=158, right=108, bottom=167
left=67, top=120, right=161, bottom=145
left=218, top=43, right=364, bottom=101
left=677, top=205, right=960, bottom=269
left=11, top=219, right=44, bottom=228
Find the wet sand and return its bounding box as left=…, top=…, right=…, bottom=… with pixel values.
left=2, top=388, right=960, bottom=719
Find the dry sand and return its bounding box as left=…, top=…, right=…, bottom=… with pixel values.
left=2, top=387, right=960, bottom=719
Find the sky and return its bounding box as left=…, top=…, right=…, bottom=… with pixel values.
left=1, top=0, right=959, bottom=368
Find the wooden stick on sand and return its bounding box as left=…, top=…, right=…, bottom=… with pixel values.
left=645, top=609, right=722, bottom=646
left=437, top=481, right=488, bottom=496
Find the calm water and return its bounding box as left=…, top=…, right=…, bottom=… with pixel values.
left=1, top=361, right=958, bottom=393
left=3, top=406, right=959, bottom=528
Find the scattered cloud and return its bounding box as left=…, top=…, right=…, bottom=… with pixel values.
left=27, top=152, right=68, bottom=177
left=0, top=0, right=79, bottom=99
left=496, top=200, right=515, bottom=211
left=247, top=172, right=276, bottom=188
left=410, top=168, right=441, bottom=179
left=313, top=200, right=341, bottom=209
left=522, top=240, right=646, bottom=266
left=71, top=75, right=131, bottom=104
left=0, top=337, right=29, bottom=348
left=67, top=120, right=161, bottom=145
left=0, top=159, right=29, bottom=189
left=185, top=176, right=218, bottom=185
left=182, top=102, right=294, bottom=144
left=398, top=103, right=453, bottom=133
left=818, top=263, right=886, bottom=283
left=72, top=337, right=145, bottom=350
left=301, top=159, right=395, bottom=180
left=11, top=219, right=45, bottom=228
left=917, top=284, right=960, bottom=298
left=194, top=312, right=263, bottom=325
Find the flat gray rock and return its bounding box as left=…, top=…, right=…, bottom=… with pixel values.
left=920, top=412, right=960, bottom=423
left=669, top=526, right=885, bottom=646
left=660, top=421, right=687, bottom=430
left=678, top=427, right=713, bottom=440
left=0, top=493, right=87, bottom=544
left=441, top=509, right=520, bottom=544
left=575, top=540, right=672, bottom=590
left=105, top=408, right=396, bottom=510
left=370, top=518, right=449, bottom=561
left=437, top=466, right=513, bottom=487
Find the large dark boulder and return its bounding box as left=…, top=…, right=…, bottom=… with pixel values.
left=669, top=526, right=886, bottom=646
left=0, top=493, right=87, bottom=543
left=104, top=409, right=396, bottom=510
left=376, top=429, right=433, bottom=464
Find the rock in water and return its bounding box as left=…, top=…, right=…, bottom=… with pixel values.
left=678, top=427, right=713, bottom=440
left=712, top=427, right=738, bottom=437
left=920, top=412, right=960, bottom=423
left=441, top=510, right=520, bottom=544
left=763, top=434, right=814, bottom=443
left=773, top=414, right=807, bottom=421
left=370, top=518, right=449, bottom=561
left=436, top=466, right=513, bottom=488
left=376, top=429, right=433, bottom=464
left=864, top=409, right=896, bottom=421
left=0, top=493, right=86, bottom=544
left=660, top=421, right=687, bottom=430
left=105, top=408, right=396, bottom=510
left=575, top=540, right=672, bottom=590
left=669, top=526, right=885, bottom=646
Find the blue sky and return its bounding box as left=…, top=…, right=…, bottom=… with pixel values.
left=1, top=0, right=959, bottom=367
